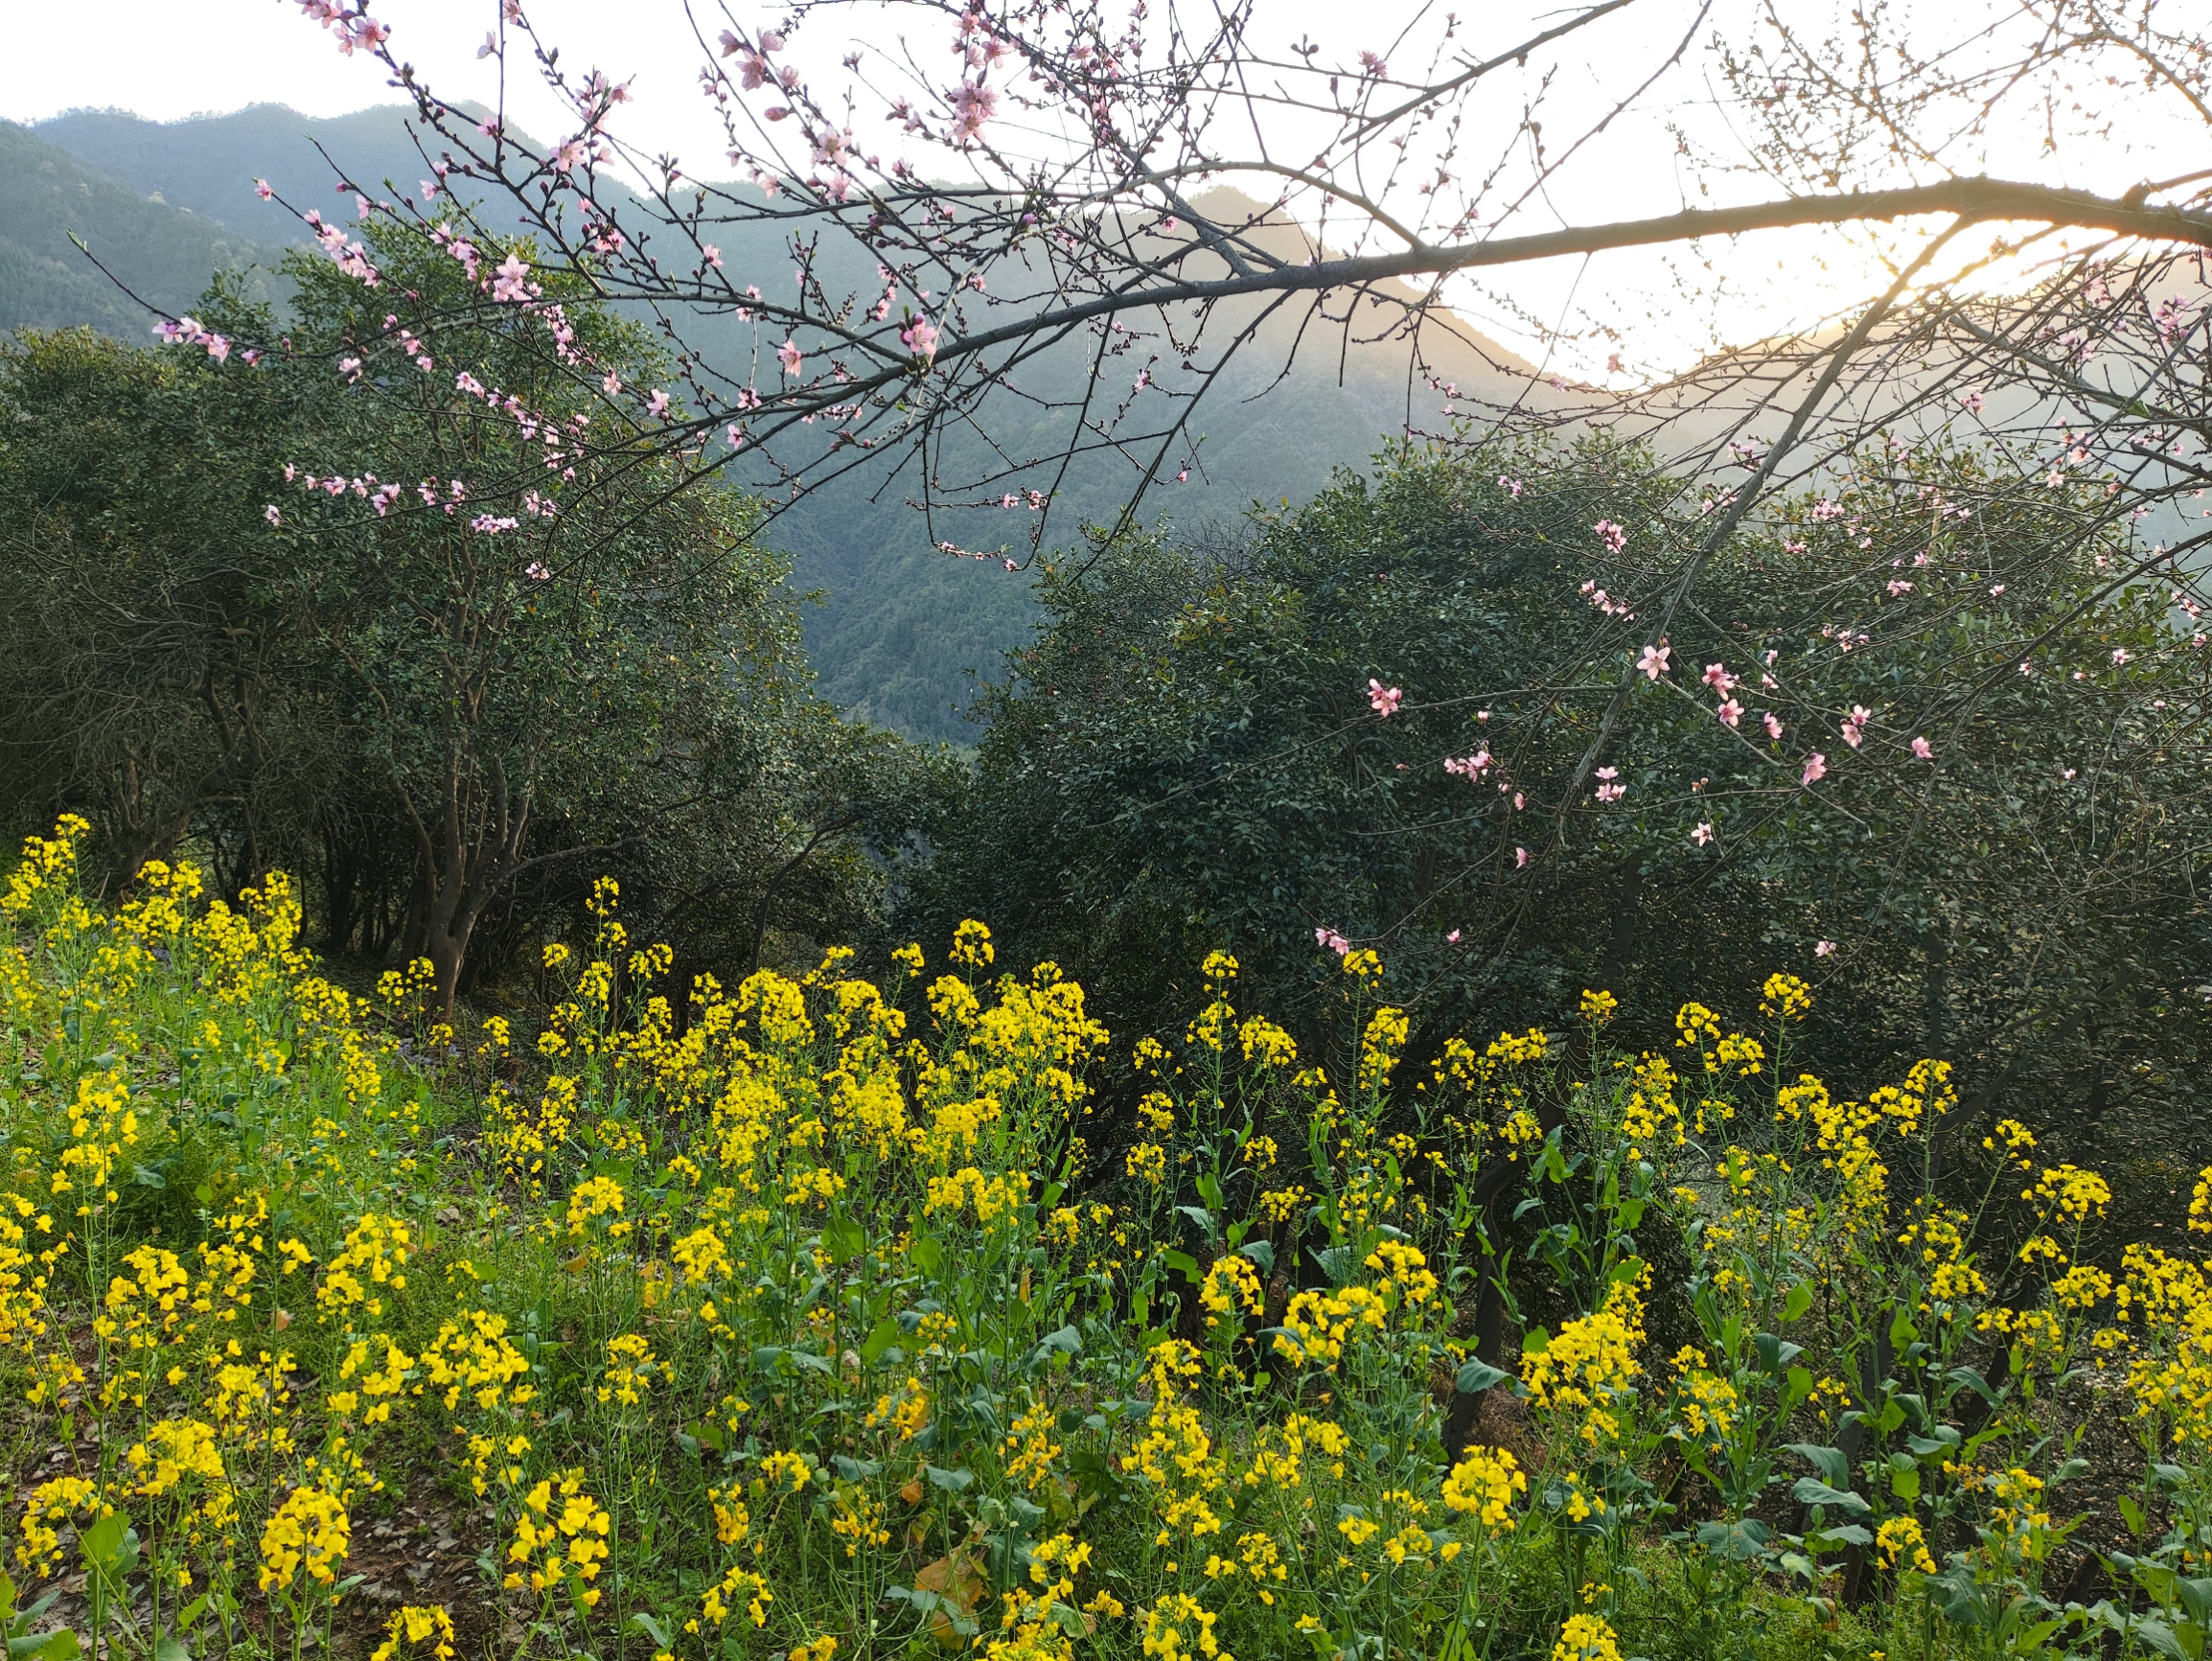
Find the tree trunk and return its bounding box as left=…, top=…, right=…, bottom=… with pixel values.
left=321, top=812, right=361, bottom=954
left=397, top=747, right=534, bottom=1022
left=749, top=818, right=860, bottom=973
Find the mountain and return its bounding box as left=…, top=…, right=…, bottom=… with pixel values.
left=0, top=121, right=284, bottom=337
left=34, top=104, right=469, bottom=242
left=16, top=105, right=1559, bottom=740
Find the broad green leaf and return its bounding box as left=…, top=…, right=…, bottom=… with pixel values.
left=1789, top=1477, right=1870, bottom=1515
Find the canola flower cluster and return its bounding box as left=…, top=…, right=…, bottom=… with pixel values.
left=1, top=815, right=2207, bottom=1661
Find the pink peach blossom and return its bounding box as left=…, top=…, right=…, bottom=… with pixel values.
left=950, top=80, right=999, bottom=143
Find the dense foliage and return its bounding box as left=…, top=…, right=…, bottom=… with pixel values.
left=918, top=440, right=2212, bottom=1178
left=0, top=230, right=950, bottom=1006
left=4, top=818, right=2212, bottom=1661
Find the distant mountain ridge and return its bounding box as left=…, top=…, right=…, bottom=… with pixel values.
left=12, top=105, right=1557, bottom=739
left=35, top=104, right=476, bottom=242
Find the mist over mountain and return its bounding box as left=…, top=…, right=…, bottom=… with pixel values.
left=12, top=104, right=1561, bottom=739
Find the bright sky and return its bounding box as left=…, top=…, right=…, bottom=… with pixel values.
left=5, top=0, right=2184, bottom=379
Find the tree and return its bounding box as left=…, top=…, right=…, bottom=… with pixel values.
left=212, top=226, right=841, bottom=1012
left=476, top=698, right=966, bottom=993
left=913, top=437, right=2212, bottom=1153
left=0, top=321, right=334, bottom=896
left=154, top=0, right=2205, bottom=894
left=6, top=231, right=949, bottom=1012
left=227, top=2, right=2211, bottom=565
left=67, top=0, right=2212, bottom=1043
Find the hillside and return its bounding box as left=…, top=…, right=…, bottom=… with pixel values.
left=0, top=121, right=284, bottom=337
left=16, top=105, right=1558, bottom=739
left=34, top=104, right=449, bottom=241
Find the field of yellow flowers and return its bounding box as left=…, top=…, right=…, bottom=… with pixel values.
left=3, top=815, right=2210, bottom=1661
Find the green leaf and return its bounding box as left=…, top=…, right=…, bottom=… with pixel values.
left=1048, top=1603, right=1088, bottom=1637
left=1312, top=1244, right=1356, bottom=1285
left=821, top=1214, right=864, bottom=1266
left=1782, top=1282, right=1814, bottom=1323
left=1785, top=1443, right=1849, bottom=1488
left=860, top=1314, right=903, bottom=1365
left=2120, top=1495, right=2148, bottom=1537
left=77, top=1513, right=131, bottom=1575
left=1808, top=1524, right=1873, bottom=1549
left=1753, top=1331, right=1804, bottom=1373
left=2175, top=1576, right=2212, bottom=1632
left=924, top=1465, right=975, bottom=1492
left=630, top=1613, right=673, bottom=1651
left=1236, top=1240, right=1275, bottom=1276
left=1025, top=1326, right=1082, bottom=1370
left=1947, top=1365, right=1996, bottom=1405
left=1454, top=1359, right=1509, bottom=1395
left=1694, top=1518, right=1773, bottom=1561
left=154, top=1635, right=190, bottom=1661
left=1789, top=1478, right=1870, bottom=1515
left=2131, top=1618, right=2188, bottom=1661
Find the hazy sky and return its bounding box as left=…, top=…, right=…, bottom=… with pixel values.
left=6, top=2, right=725, bottom=142
left=4, top=0, right=2173, bottom=376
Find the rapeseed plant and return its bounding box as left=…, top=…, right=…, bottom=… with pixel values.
left=2, top=813, right=2206, bottom=1661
